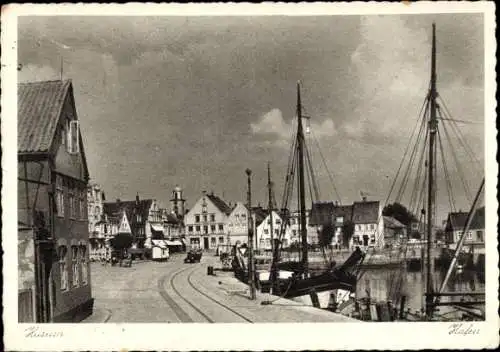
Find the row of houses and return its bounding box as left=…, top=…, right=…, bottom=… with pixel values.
left=87, top=185, right=185, bottom=261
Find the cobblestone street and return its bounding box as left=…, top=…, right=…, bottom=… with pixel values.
left=86, top=252, right=354, bottom=323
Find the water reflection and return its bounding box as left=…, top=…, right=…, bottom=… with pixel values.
left=356, top=268, right=485, bottom=314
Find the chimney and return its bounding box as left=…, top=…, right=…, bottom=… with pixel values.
left=362, top=196, right=367, bottom=202
left=116, top=198, right=121, bottom=203
left=136, top=192, right=140, bottom=203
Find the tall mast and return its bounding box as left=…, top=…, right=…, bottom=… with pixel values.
left=297, top=81, right=308, bottom=276
left=268, top=162, right=279, bottom=294
left=268, top=162, right=275, bottom=252
left=425, top=23, right=438, bottom=318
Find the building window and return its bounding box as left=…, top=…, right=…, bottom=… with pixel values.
left=204, top=226, right=208, bottom=234
left=292, top=230, right=297, bottom=236
left=218, top=224, right=224, bottom=231
left=68, top=120, right=80, bottom=154
left=68, top=189, right=75, bottom=219
left=188, top=226, right=193, bottom=232
left=219, top=236, right=224, bottom=244
left=210, top=214, right=215, bottom=222
left=241, top=214, right=246, bottom=219
left=195, top=215, right=200, bottom=223
left=211, top=225, right=216, bottom=232
left=195, top=225, right=200, bottom=232
left=211, top=237, right=216, bottom=245
left=56, top=175, right=64, bottom=217
left=80, top=245, right=88, bottom=285
left=203, top=215, right=208, bottom=222
left=336, top=216, right=344, bottom=224
left=58, top=246, right=68, bottom=291
left=370, top=224, right=375, bottom=230
left=276, top=219, right=281, bottom=225
left=477, top=230, right=484, bottom=242
left=80, top=190, right=86, bottom=220
left=466, top=231, right=473, bottom=240
left=275, top=229, right=279, bottom=235
left=264, top=229, right=269, bottom=235
left=71, top=246, right=79, bottom=287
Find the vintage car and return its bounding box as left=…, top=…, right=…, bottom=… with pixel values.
left=184, top=249, right=203, bottom=263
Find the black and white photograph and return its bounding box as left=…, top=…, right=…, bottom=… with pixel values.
left=2, top=2, right=498, bottom=351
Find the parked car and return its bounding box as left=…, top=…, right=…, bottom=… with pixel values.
left=184, top=249, right=203, bottom=263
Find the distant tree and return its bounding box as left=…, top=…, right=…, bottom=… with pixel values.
left=318, top=223, right=336, bottom=263
left=409, top=230, right=421, bottom=240
left=110, top=233, right=133, bottom=254
left=342, top=220, right=355, bottom=249
left=318, top=223, right=335, bottom=248
left=382, top=202, right=418, bottom=226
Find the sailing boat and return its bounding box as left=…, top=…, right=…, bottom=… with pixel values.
left=258, top=81, right=365, bottom=300
left=349, top=23, right=485, bottom=321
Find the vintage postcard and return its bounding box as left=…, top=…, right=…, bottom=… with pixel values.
left=2, top=2, right=498, bottom=351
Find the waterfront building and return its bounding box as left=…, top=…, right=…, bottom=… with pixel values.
left=288, top=209, right=316, bottom=246
left=184, top=191, right=232, bottom=250
left=226, top=201, right=250, bottom=246
left=310, top=198, right=385, bottom=249
left=444, top=206, right=485, bottom=249
left=351, top=199, right=384, bottom=248
left=255, top=209, right=293, bottom=250
left=18, top=79, right=93, bottom=322
left=382, top=216, right=407, bottom=248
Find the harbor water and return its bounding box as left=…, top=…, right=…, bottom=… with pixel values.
left=295, top=267, right=485, bottom=320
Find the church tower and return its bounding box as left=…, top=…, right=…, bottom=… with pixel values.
left=170, top=185, right=185, bottom=217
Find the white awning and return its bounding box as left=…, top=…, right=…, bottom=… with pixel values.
left=152, top=240, right=167, bottom=248
left=165, top=240, right=183, bottom=246
left=151, top=224, right=164, bottom=232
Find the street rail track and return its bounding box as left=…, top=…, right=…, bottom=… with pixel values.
left=158, top=265, right=253, bottom=323
left=186, top=268, right=253, bottom=323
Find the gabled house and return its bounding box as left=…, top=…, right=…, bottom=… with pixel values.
left=184, top=191, right=232, bottom=250
left=255, top=209, right=289, bottom=250
left=383, top=216, right=407, bottom=247
left=102, top=194, right=153, bottom=250
left=226, top=201, right=250, bottom=246
left=309, top=198, right=384, bottom=248
left=288, top=209, right=317, bottom=246
left=444, top=206, right=485, bottom=248
left=17, top=80, right=93, bottom=322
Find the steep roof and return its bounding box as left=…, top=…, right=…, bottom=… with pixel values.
left=103, top=199, right=153, bottom=227
left=206, top=193, right=232, bottom=215
left=309, top=202, right=334, bottom=226
left=446, top=206, right=485, bottom=231
left=352, top=201, right=380, bottom=224
left=383, top=216, right=405, bottom=229
left=252, top=206, right=269, bottom=227
left=18, top=80, right=72, bottom=153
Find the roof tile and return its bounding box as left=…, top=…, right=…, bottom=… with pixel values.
left=18, top=80, right=72, bottom=153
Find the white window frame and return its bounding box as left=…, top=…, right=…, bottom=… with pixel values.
left=466, top=231, right=473, bottom=240
left=56, top=175, right=65, bottom=217
left=58, top=246, right=68, bottom=291
left=68, top=120, right=80, bottom=154
left=79, top=189, right=86, bottom=220
left=68, top=188, right=75, bottom=219
left=71, top=246, right=79, bottom=287
left=80, top=245, right=88, bottom=285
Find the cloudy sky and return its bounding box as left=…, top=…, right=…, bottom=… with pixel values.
left=18, top=14, right=485, bottom=221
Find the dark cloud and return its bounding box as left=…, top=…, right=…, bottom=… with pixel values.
left=18, top=14, right=485, bottom=219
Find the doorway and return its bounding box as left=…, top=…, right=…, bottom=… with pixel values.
left=203, top=237, right=209, bottom=250
left=363, top=235, right=369, bottom=246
